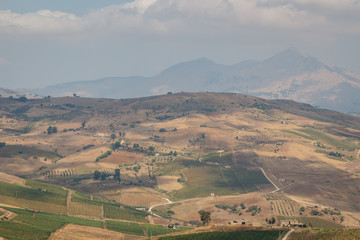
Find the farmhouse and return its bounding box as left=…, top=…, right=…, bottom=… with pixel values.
left=279, top=219, right=303, bottom=227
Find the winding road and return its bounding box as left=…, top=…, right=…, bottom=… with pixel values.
left=259, top=167, right=280, bottom=193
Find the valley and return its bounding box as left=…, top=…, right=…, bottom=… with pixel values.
left=0, top=92, right=360, bottom=239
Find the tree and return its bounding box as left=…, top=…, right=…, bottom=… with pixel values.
left=114, top=140, right=121, bottom=149
left=110, top=133, right=116, bottom=140
left=198, top=210, right=211, bottom=225
left=47, top=126, right=58, bottom=134
left=159, top=128, right=166, bottom=132
left=94, top=170, right=101, bottom=180
left=148, top=146, right=155, bottom=152
left=114, top=168, right=121, bottom=182
left=0, top=142, right=6, bottom=148
left=81, top=121, right=86, bottom=128
left=100, top=172, right=107, bottom=180
left=173, top=151, right=178, bottom=156
left=18, top=96, right=27, bottom=102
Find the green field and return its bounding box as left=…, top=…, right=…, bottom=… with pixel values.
left=289, top=229, right=360, bottom=240
left=68, top=201, right=102, bottom=218
left=202, top=152, right=233, bottom=165
left=104, top=204, right=149, bottom=222
left=105, top=221, right=188, bottom=237
left=170, top=164, right=269, bottom=200
left=0, top=145, right=60, bottom=159
left=158, top=230, right=284, bottom=240
left=234, top=167, right=270, bottom=192
left=0, top=208, right=102, bottom=240
left=105, top=220, right=144, bottom=235
left=71, top=191, right=108, bottom=205
left=298, top=129, right=356, bottom=151
left=296, top=217, right=344, bottom=229
left=170, top=166, right=245, bottom=199
left=0, top=195, right=66, bottom=214
left=0, top=181, right=67, bottom=205
left=143, top=224, right=190, bottom=236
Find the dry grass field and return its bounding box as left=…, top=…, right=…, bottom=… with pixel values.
left=157, top=176, right=183, bottom=192
left=102, top=187, right=168, bottom=208
left=48, top=224, right=129, bottom=240
left=0, top=172, right=26, bottom=185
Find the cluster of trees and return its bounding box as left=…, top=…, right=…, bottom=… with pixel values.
left=113, top=141, right=156, bottom=156
left=329, top=152, right=344, bottom=158
left=0, top=142, right=6, bottom=148
left=47, top=126, right=58, bottom=134
left=198, top=210, right=211, bottom=225
left=93, top=168, right=121, bottom=181
left=95, top=150, right=112, bottom=162
left=168, top=150, right=178, bottom=156
left=265, top=217, right=276, bottom=224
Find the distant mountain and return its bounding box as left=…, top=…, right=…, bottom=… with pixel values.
left=25, top=49, right=360, bottom=114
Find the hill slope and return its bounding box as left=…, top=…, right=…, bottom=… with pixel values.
left=1, top=92, right=360, bottom=228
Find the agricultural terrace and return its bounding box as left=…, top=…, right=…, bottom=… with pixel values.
left=0, top=208, right=102, bottom=240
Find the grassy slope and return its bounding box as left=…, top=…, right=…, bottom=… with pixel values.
left=0, top=208, right=102, bottom=240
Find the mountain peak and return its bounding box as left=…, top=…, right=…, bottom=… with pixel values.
left=268, top=48, right=308, bottom=61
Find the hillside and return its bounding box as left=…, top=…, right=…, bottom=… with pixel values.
left=24, top=49, right=360, bottom=114
left=0, top=92, right=360, bottom=239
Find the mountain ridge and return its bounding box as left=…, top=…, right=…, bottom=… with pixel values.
left=20, top=48, right=360, bottom=114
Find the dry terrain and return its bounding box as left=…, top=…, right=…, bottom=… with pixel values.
left=0, top=92, right=360, bottom=239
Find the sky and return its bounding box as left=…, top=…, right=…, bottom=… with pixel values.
left=0, top=0, right=360, bottom=89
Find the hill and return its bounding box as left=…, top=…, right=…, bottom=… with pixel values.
left=0, top=92, right=360, bottom=237
left=24, top=49, right=360, bottom=114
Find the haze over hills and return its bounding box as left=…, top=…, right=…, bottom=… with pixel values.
left=24, top=49, right=360, bottom=115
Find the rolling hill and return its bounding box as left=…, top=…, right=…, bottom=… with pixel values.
left=1, top=92, right=360, bottom=239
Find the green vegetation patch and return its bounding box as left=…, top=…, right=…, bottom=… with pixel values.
left=0, top=181, right=67, bottom=205
left=158, top=230, right=283, bottom=240
left=68, top=202, right=102, bottom=218
left=106, top=220, right=144, bottom=235
left=71, top=191, right=108, bottom=205
left=295, top=217, right=344, bottom=229
left=281, top=130, right=315, bottom=140
left=170, top=166, right=243, bottom=200
left=104, top=204, right=149, bottom=222
left=298, top=128, right=356, bottom=151
left=0, top=145, right=60, bottom=159
left=233, top=167, right=270, bottom=192
left=143, top=224, right=190, bottom=236
left=290, top=229, right=360, bottom=240
left=152, top=202, right=181, bottom=218
left=0, top=208, right=102, bottom=240
left=0, top=195, right=66, bottom=214
left=202, top=152, right=233, bottom=165
left=170, top=165, right=269, bottom=200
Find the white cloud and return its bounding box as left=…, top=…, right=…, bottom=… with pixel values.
left=0, top=9, right=82, bottom=34
left=0, top=0, right=359, bottom=37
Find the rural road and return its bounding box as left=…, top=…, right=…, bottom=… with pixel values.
left=281, top=228, right=294, bottom=240
left=259, top=167, right=280, bottom=193
left=148, top=196, right=215, bottom=217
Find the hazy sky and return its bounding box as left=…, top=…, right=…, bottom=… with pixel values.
left=0, top=0, right=360, bottom=89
